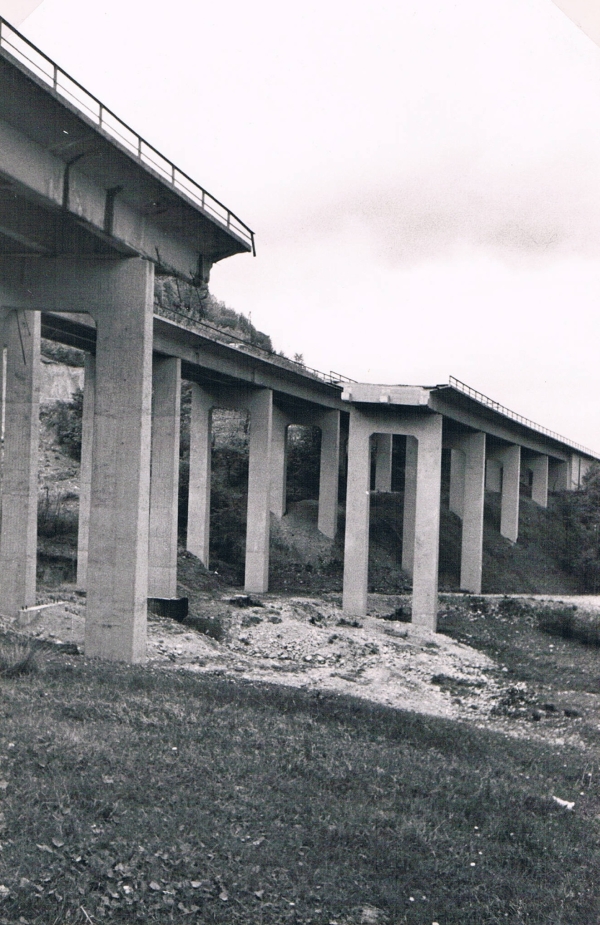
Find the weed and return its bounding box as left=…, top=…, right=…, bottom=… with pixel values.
left=537, top=607, right=600, bottom=647
left=466, top=595, right=490, bottom=614
left=379, top=606, right=411, bottom=623
left=497, top=596, right=534, bottom=618
left=337, top=617, right=363, bottom=628
left=0, top=641, right=38, bottom=678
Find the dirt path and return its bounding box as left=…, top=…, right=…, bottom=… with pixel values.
left=7, top=589, right=600, bottom=753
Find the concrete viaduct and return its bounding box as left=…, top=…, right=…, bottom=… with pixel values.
left=0, top=18, right=597, bottom=661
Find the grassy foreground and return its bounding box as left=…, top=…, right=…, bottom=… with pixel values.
left=0, top=638, right=599, bottom=925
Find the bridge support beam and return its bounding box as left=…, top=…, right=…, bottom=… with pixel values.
left=245, top=388, right=273, bottom=593
left=0, top=310, right=41, bottom=615
left=549, top=459, right=568, bottom=492
left=459, top=432, right=486, bottom=594
left=148, top=356, right=181, bottom=598
left=270, top=406, right=289, bottom=519
left=402, top=436, right=418, bottom=577
left=374, top=433, right=393, bottom=492
left=84, top=259, right=154, bottom=662
left=187, top=383, right=213, bottom=567
left=343, top=411, right=442, bottom=631
left=530, top=454, right=549, bottom=508
left=77, top=354, right=95, bottom=589
left=317, top=409, right=340, bottom=538
left=449, top=448, right=465, bottom=518
left=498, top=445, right=521, bottom=543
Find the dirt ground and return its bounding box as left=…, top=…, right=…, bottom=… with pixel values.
left=7, top=582, right=600, bottom=756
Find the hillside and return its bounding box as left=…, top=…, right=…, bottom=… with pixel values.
left=37, top=324, right=593, bottom=598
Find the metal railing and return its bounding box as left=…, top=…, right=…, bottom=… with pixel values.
left=0, top=16, right=255, bottom=254
left=154, top=301, right=355, bottom=386
left=448, top=376, right=597, bottom=458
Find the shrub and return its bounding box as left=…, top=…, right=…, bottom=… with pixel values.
left=42, top=387, right=83, bottom=461
left=0, top=641, right=38, bottom=678
left=537, top=607, right=600, bottom=647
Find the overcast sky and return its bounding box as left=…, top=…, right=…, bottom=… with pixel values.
left=6, top=0, right=600, bottom=451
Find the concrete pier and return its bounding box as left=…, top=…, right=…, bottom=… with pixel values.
left=402, top=436, right=418, bottom=577
left=459, top=432, right=486, bottom=593
left=498, top=444, right=521, bottom=543
left=84, top=259, right=154, bottom=662
left=187, top=383, right=214, bottom=566
left=148, top=356, right=181, bottom=598
left=317, top=410, right=341, bottom=538
left=449, top=448, right=465, bottom=518
left=245, top=388, right=273, bottom=593
left=270, top=406, right=289, bottom=520
left=0, top=310, right=41, bottom=615
left=374, top=433, right=393, bottom=492
left=530, top=454, right=549, bottom=508
left=76, top=354, right=95, bottom=589
left=343, top=409, right=443, bottom=630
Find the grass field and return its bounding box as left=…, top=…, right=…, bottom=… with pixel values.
left=1, top=603, right=600, bottom=925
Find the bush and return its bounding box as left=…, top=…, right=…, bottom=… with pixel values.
left=537, top=607, right=600, bottom=647
left=42, top=388, right=83, bottom=461
left=556, top=462, right=600, bottom=592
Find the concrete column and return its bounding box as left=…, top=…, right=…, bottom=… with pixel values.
left=499, top=444, right=521, bottom=543
left=270, top=406, right=289, bottom=519
left=148, top=356, right=181, bottom=598
left=530, top=454, right=549, bottom=508
left=317, top=409, right=340, bottom=538
left=402, top=436, right=418, bottom=576
left=0, top=310, right=40, bottom=615
left=187, top=383, right=213, bottom=566
left=342, top=410, right=371, bottom=616
left=449, top=448, right=465, bottom=517
left=76, top=353, right=95, bottom=589
left=459, top=432, right=486, bottom=594
left=549, top=459, right=568, bottom=492
left=84, top=258, right=154, bottom=663
left=411, top=415, right=443, bottom=631
left=485, top=459, right=502, bottom=492
left=374, top=433, right=393, bottom=492
left=245, top=388, right=273, bottom=593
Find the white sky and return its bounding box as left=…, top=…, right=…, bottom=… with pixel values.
left=8, top=0, right=600, bottom=451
